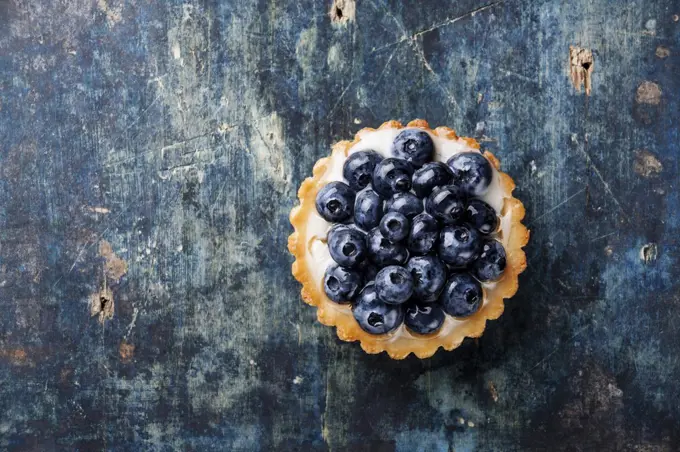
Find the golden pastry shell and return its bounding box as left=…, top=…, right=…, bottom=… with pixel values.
left=288, top=120, right=529, bottom=359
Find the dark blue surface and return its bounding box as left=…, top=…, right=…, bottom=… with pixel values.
left=1, top=0, right=680, bottom=450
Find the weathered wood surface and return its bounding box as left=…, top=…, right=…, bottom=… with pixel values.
left=1, top=0, right=679, bottom=450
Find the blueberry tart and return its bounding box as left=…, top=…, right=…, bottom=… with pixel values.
left=288, top=120, right=529, bottom=359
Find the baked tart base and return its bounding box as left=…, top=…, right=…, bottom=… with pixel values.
left=288, top=120, right=529, bottom=359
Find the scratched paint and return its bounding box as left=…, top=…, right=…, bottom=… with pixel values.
left=0, top=0, right=679, bottom=450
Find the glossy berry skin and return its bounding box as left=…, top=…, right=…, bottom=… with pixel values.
left=328, top=225, right=367, bottom=268
left=405, top=302, right=445, bottom=334
left=412, top=162, right=453, bottom=197
left=391, top=129, right=434, bottom=167
left=366, top=228, right=409, bottom=267
left=425, top=185, right=466, bottom=224
left=439, top=273, right=483, bottom=318
left=352, top=284, right=405, bottom=335
left=315, top=181, right=356, bottom=223
left=472, top=240, right=507, bottom=282
left=408, top=213, right=439, bottom=255
left=354, top=188, right=384, bottom=230
left=324, top=263, right=362, bottom=303
left=466, top=199, right=499, bottom=235
left=385, top=192, right=423, bottom=219
left=343, top=150, right=383, bottom=191
left=372, top=158, right=415, bottom=197
left=375, top=265, right=414, bottom=305
left=447, top=152, right=493, bottom=196
left=438, top=224, right=481, bottom=268
left=379, top=212, right=410, bottom=243
left=405, top=255, right=447, bottom=302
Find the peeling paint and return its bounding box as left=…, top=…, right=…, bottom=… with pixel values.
left=99, top=240, right=128, bottom=282
left=569, top=46, right=593, bottom=95
left=87, top=206, right=111, bottom=214
left=634, top=150, right=663, bottom=177
left=656, top=46, right=671, bottom=58
left=97, top=0, right=123, bottom=27
left=0, top=348, right=29, bottom=366
left=636, top=81, right=662, bottom=105
left=119, top=341, right=135, bottom=362
left=90, top=286, right=114, bottom=323
left=330, top=0, right=356, bottom=24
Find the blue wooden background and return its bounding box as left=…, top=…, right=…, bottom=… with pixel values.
left=1, top=0, right=679, bottom=450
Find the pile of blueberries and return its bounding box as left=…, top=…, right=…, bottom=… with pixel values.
left=315, top=129, right=506, bottom=336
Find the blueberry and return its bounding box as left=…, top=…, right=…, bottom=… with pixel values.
left=343, top=150, right=383, bottom=191
left=358, top=261, right=379, bottom=281
left=385, top=192, right=423, bottom=219
left=375, top=266, right=414, bottom=305
left=328, top=225, right=367, bottom=268
left=391, top=129, right=434, bottom=167
left=352, top=283, right=404, bottom=334
left=425, top=185, right=466, bottom=224
left=324, top=263, right=363, bottom=303
left=439, top=273, right=483, bottom=318
left=439, top=224, right=481, bottom=268
left=405, top=255, right=447, bottom=302
left=412, top=162, right=453, bottom=197
left=354, top=188, right=384, bottom=230
left=315, top=181, right=356, bottom=222
left=447, top=152, right=493, bottom=196
left=379, top=212, right=410, bottom=243
left=405, top=302, right=445, bottom=334
left=372, top=158, right=415, bottom=197
left=408, top=213, right=439, bottom=255
left=366, top=228, right=409, bottom=267
left=466, top=199, right=499, bottom=235
left=472, top=240, right=507, bottom=282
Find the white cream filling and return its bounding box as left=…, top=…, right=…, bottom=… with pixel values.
left=303, top=127, right=513, bottom=332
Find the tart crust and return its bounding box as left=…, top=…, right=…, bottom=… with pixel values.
left=288, top=120, right=529, bottom=359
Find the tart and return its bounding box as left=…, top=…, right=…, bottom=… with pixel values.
left=288, top=120, right=529, bottom=359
